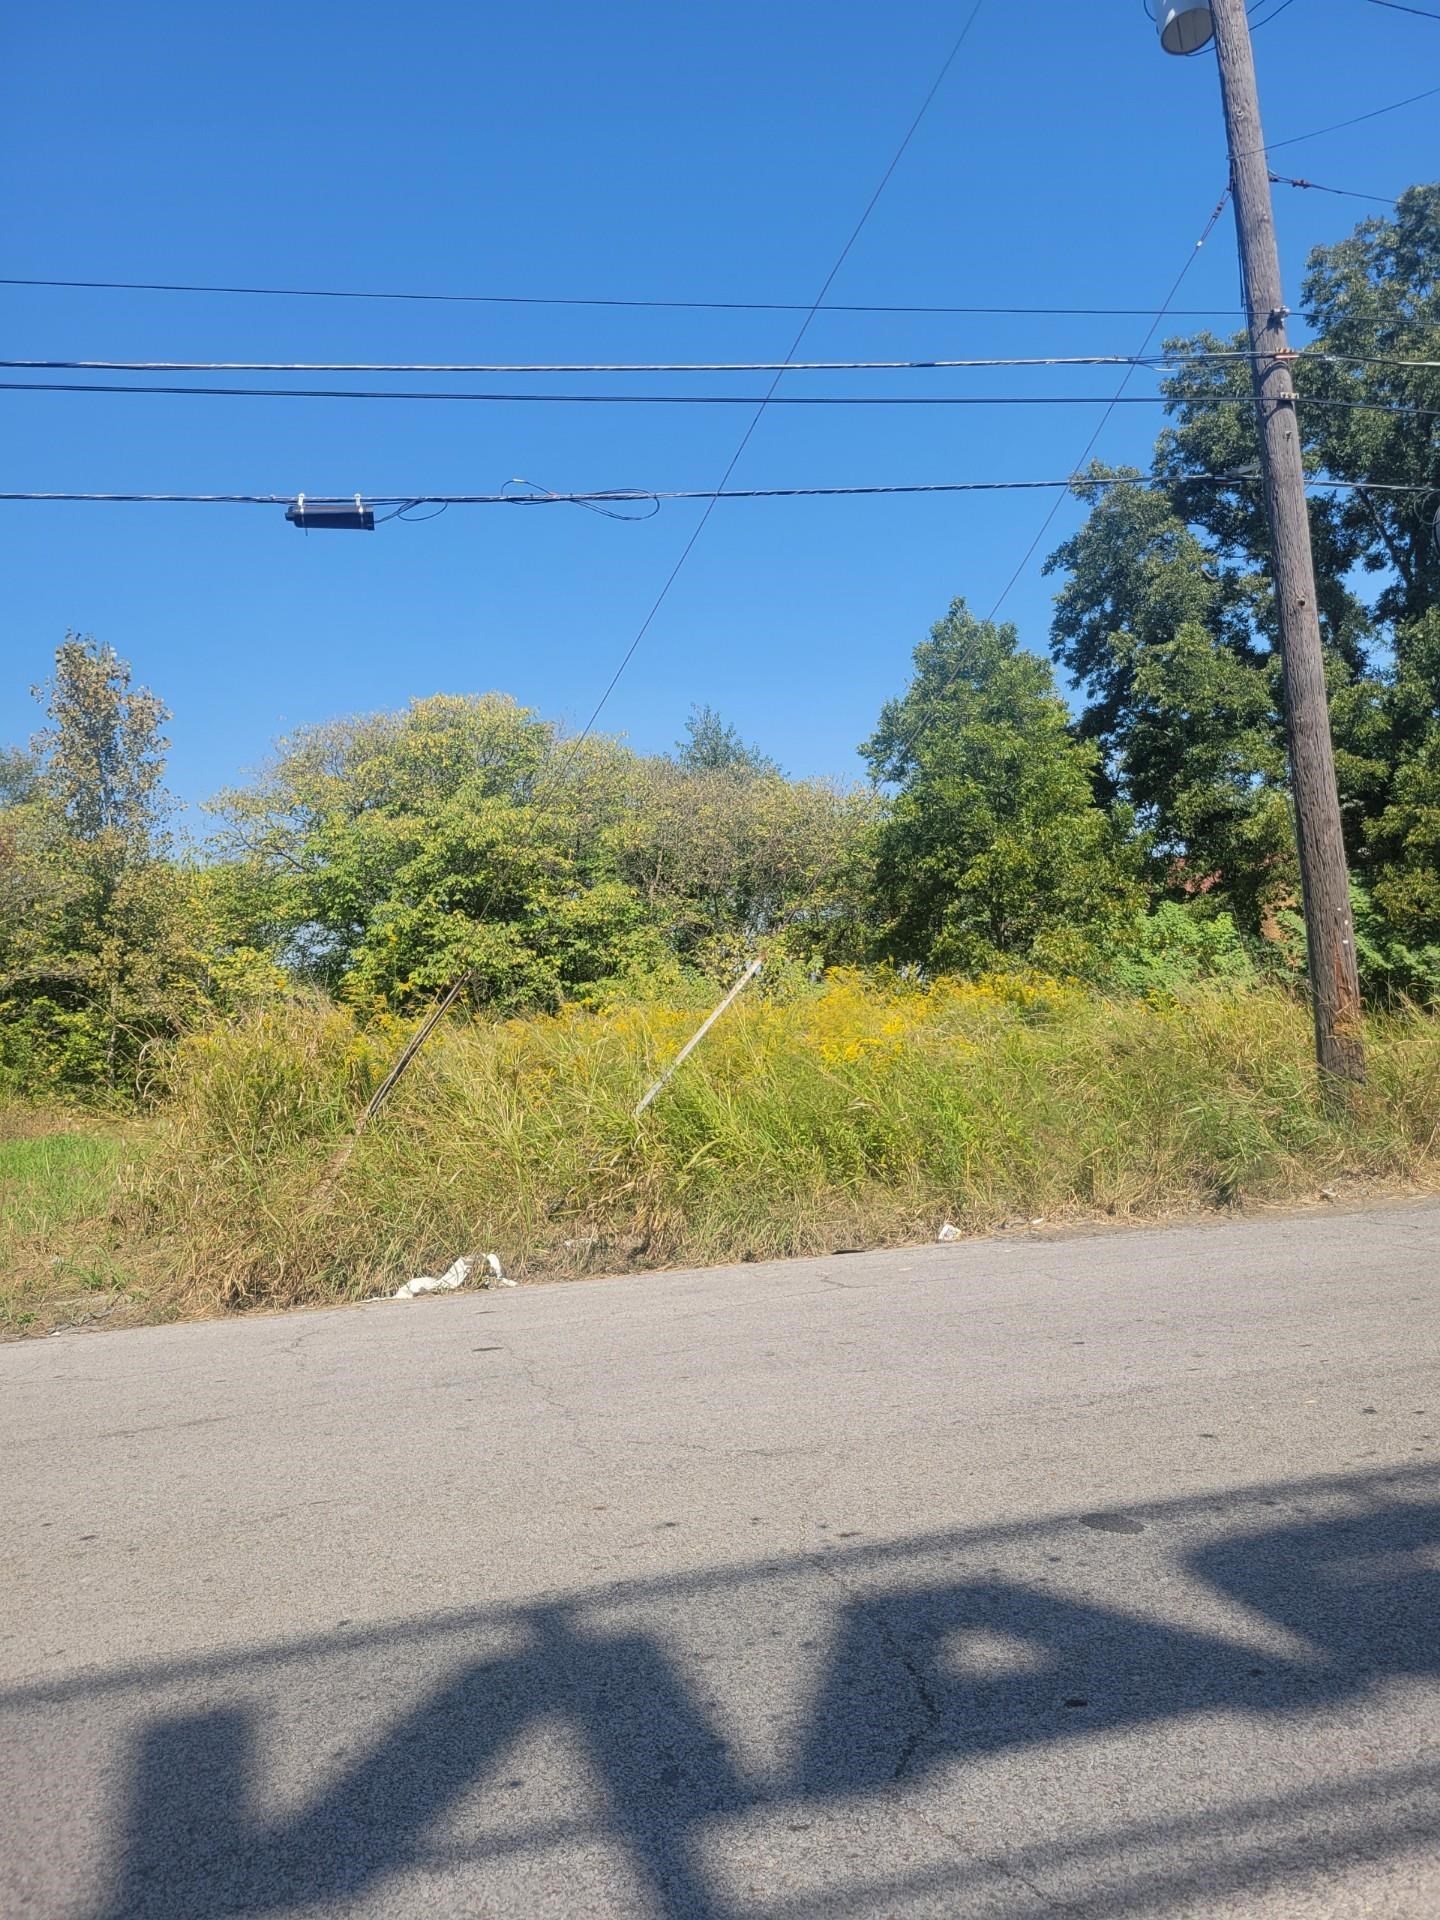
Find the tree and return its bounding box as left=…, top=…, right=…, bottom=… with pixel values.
left=212, top=691, right=879, bottom=1009
left=1, top=638, right=201, bottom=1095
left=1045, top=188, right=1440, bottom=951
left=1366, top=607, right=1440, bottom=949
left=862, top=601, right=1145, bottom=975
left=1044, top=469, right=1297, bottom=930
left=0, top=746, right=41, bottom=808
left=606, top=759, right=877, bottom=974
left=674, top=704, right=780, bottom=778
left=211, top=693, right=637, bottom=1007
left=31, top=633, right=170, bottom=848
left=1289, top=183, right=1440, bottom=630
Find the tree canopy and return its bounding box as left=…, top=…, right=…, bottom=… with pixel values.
left=1041, top=183, right=1440, bottom=974
left=209, top=692, right=875, bottom=1014
left=1, top=635, right=202, bottom=1094
left=863, top=601, right=1145, bottom=975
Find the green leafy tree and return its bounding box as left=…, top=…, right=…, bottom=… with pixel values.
left=673, top=703, right=780, bottom=778
left=1100, top=900, right=1256, bottom=998
left=1366, top=608, right=1440, bottom=946
left=1044, top=471, right=1298, bottom=929
left=0, top=745, right=41, bottom=808
left=1287, top=183, right=1440, bottom=629
left=606, top=759, right=877, bottom=973
left=1, top=637, right=202, bottom=1094
left=212, top=693, right=645, bottom=1009
left=863, top=601, right=1145, bottom=975
left=214, top=691, right=877, bottom=1008
left=31, top=634, right=171, bottom=848
left=1044, top=189, right=1440, bottom=947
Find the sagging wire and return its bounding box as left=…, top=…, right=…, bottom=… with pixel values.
left=372, top=499, right=451, bottom=524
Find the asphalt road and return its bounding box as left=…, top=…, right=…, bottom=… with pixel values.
left=4, top=1203, right=1440, bottom=1919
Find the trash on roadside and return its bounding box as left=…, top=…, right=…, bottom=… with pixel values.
left=1319, top=1186, right=1338, bottom=1201
left=937, top=1222, right=961, bottom=1242
left=394, top=1256, right=473, bottom=1300
left=1030, top=1218, right=1046, bottom=1227
left=393, top=1251, right=518, bottom=1300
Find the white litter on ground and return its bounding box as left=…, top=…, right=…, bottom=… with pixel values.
left=937, top=1222, right=961, bottom=1242
left=394, top=1256, right=473, bottom=1300
left=393, top=1252, right=517, bottom=1299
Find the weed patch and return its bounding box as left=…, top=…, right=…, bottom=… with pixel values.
left=122, top=975, right=1440, bottom=1319
left=8, top=976, right=1440, bottom=1336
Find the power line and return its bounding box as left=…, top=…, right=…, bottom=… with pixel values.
left=342, top=0, right=996, bottom=1082
left=1366, top=0, right=1440, bottom=22
left=4, top=379, right=1436, bottom=416
left=2, top=477, right=1429, bottom=506
left=0, top=274, right=1247, bottom=319
left=887, top=192, right=1235, bottom=774
left=877, top=137, right=1430, bottom=774
left=1268, top=171, right=1400, bottom=205
left=1263, top=80, right=1440, bottom=151
left=984, top=198, right=1235, bottom=621
left=7, top=350, right=1434, bottom=383
left=0, top=94, right=1427, bottom=350
left=532, top=0, right=991, bottom=785
left=0, top=353, right=1272, bottom=374
left=1, top=96, right=1429, bottom=348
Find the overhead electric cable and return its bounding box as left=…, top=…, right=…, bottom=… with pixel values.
left=887, top=192, right=1235, bottom=771
left=339, top=0, right=995, bottom=1100
left=8, top=350, right=1436, bottom=373
left=1267, top=170, right=1401, bottom=205
left=532, top=0, right=990, bottom=787
left=2, top=476, right=1430, bottom=506
left=1366, top=0, right=1440, bottom=22
left=1262, top=80, right=1440, bottom=151
left=982, top=197, right=1234, bottom=617
left=0, top=353, right=1271, bottom=374
left=0, top=275, right=1247, bottom=318
left=4, top=380, right=1436, bottom=417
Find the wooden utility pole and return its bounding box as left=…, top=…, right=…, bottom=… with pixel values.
left=1209, top=0, right=1364, bottom=1085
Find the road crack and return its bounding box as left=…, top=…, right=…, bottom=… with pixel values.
left=810, top=1555, right=938, bottom=1783
left=503, top=1344, right=603, bottom=1466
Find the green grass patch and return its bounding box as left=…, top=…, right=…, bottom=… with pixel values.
left=0, top=1132, right=127, bottom=1235
left=0, top=1111, right=153, bottom=1333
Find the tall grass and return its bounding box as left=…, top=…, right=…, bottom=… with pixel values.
left=132, top=972, right=1440, bottom=1315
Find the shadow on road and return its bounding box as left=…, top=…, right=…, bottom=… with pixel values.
left=11, top=1463, right=1438, bottom=1919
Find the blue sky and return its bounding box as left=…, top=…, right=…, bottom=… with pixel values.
left=2, top=0, right=1436, bottom=815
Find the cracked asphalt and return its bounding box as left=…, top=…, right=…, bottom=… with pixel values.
left=4, top=1203, right=1440, bottom=1918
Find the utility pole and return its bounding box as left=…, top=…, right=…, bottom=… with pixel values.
left=1161, top=0, right=1365, bottom=1086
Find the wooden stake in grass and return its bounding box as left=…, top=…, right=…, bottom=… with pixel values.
left=354, top=971, right=475, bottom=1136
left=634, top=959, right=763, bottom=1118
left=309, top=971, right=475, bottom=1206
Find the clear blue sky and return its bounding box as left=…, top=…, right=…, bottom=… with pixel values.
left=2, top=1, right=1435, bottom=815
